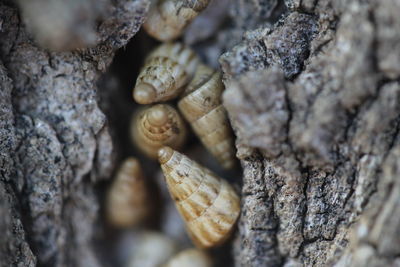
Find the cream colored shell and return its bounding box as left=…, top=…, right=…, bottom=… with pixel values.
left=164, top=248, right=212, bottom=267
left=178, top=64, right=236, bottom=169
left=106, top=158, right=149, bottom=227
left=131, top=104, right=187, bottom=159
left=143, top=0, right=211, bottom=41
left=158, top=147, right=240, bottom=248
left=127, top=231, right=179, bottom=267
left=133, top=42, right=199, bottom=104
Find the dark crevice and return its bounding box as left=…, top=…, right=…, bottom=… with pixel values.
left=384, top=115, right=400, bottom=159
left=260, top=157, right=284, bottom=267
left=297, top=167, right=311, bottom=257
left=341, top=168, right=356, bottom=210
left=10, top=123, right=40, bottom=264
left=283, top=76, right=303, bottom=169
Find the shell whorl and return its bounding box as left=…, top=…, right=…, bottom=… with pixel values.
left=106, top=158, right=149, bottom=227
left=134, top=43, right=199, bottom=104
left=143, top=0, right=211, bottom=41
left=158, top=147, right=240, bottom=248
left=131, top=104, right=187, bottom=159
left=178, top=65, right=236, bottom=169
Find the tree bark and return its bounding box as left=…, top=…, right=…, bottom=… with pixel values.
left=0, top=1, right=149, bottom=266
left=1, top=0, right=400, bottom=267
left=221, top=0, right=400, bottom=266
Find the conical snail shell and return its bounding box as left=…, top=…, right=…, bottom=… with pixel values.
left=178, top=64, right=236, bottom=169
left=164, top=248, right=212, bottom=267
left=143, top=0, right=211, bottom=41
left=134, top=42, right=199, bottom=104
left=131, top=104, right=187, bottom=159
left=158, top=147, right=240, bottom=248
left=106, top=158, right=149, bottom=227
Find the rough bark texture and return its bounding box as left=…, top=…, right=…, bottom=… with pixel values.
left=1, top=0, right=400, bottom=266
left=0, top=0, right=149, bottom=266
left=221, top=0, right=400, bottom=266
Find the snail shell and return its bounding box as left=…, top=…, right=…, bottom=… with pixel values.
left=106, top=158, right=149, bottom=227
left=131, top=104, right=187, bottom=159
left=128, top=231, right=179, bottom=267
left=178, top=64, right=236, bottom=169
left=158, top=147, right=240, bottom=248
left=143, top=0, right=211, bottom=41
left=164, top=248, right=212, bottom=267
left=134, top=42, right=199, bottom=104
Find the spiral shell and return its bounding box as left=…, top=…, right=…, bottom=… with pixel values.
left=133, top=42, right=199, bottom=104
left=158, top=147, right=240, bottom=248
left=131, top=104, right=187, bottom=159
left=106, top=158, right=149, bottom=227
left=164, top=248, right=212, bottom=267
left=178, top=64, right=236, bottom=169
left=143, top=0, right=211, bottom=41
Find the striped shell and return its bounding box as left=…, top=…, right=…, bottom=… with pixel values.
left=131, top=104, right=187, bottom=159
left=143, top=0, right=211, bottom=41
left=178, top=64, right=236, bottom=169
left=106, top=158, right=149, bottom=227
left=158, top=147, right=240, bottom=248
left=164, top=248, right=212, bottom=267
left=133, top=42, right=199, bottom=104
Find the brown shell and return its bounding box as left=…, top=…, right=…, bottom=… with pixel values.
left=143, top=0, right=211, bottom=41
left=158, top=147, right=240, bottom=248
left=178, top=64, right=236, bottom=169
left=106, top=158, right=149, bottom=227
left=133, top=42, right=199, bottom=104
left=164, top=248, right=212, bottom=267
left=131, top=104, right=187, bottom=159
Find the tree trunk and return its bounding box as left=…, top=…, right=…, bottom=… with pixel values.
left=1, top=0, right=399, bottom=267
left=0, top=1, right=149, bottom=266
left=222, top=1, right=400, bottom=266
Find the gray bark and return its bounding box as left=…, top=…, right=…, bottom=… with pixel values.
left=221, top=0, right=400, bottom=266
left=0, top=1, right=149, bottom=266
